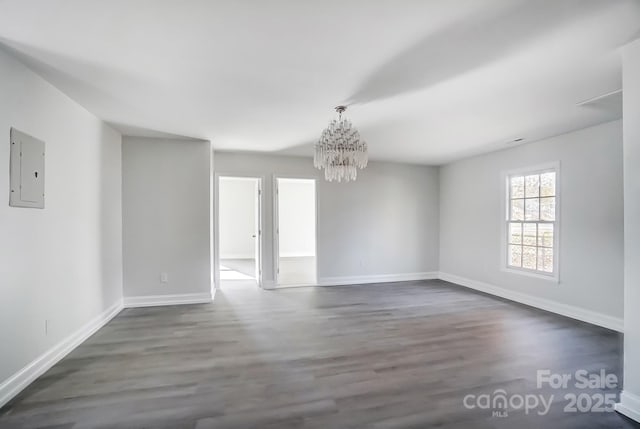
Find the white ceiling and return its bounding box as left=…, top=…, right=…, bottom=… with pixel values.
left=0, top=0, right=639, bottom=164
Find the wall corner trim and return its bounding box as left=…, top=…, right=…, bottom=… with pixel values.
left=438, top=272, right=624, bottom=332
left=616, top=391, right=640, bottom=423
left=0, top=300, right=123, bottom=409
left=123, top=292, right=213, bottom=308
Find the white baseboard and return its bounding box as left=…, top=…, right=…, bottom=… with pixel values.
left=438, top=272, right=624, bottom=332
left=266, top=272, right=438, bottom=289
left=616, top=391, right=640, bottom=423
left=279, top=253, right=315, bottom=258
left=0, top=300, right=123, bottom=409
left=123, top=292, right=213, bottom=308
left=319, top=272, right=439, bottom=287
left=271, top=282, right=318, bottom=289
left=220, top=254, right=254, bottom=260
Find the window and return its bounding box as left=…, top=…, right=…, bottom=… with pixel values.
left=505, top=167, right=557, bottom=277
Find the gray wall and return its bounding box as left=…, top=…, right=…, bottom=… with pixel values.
left=214, top=152, right=440, bottom=286
left=0, top=49, right=122, bottom=385
left=619, top=39, right=640, bottom=421
left=440, top=120, right=624, bottom=320
left=122, top=137, right=212, bottom=298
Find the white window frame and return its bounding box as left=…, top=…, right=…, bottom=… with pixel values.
left=500, top=162, right=560, bottom=283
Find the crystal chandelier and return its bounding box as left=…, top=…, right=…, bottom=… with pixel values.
left=314, top=106, right=368, bottom=182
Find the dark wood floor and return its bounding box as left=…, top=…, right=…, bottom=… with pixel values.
left=1, top=280, right=638, bottom=429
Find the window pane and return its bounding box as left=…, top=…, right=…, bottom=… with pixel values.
left=537, top=247, right=553, bottom=272
left=538, top=223, right=554, bottom=247
left=525, top=198, right=540, bottom=221
left=510, top=199, right=524, bottom=221
left=540, top=197, right=555, bottom=221
left=505, top=169, right=557, bottom=275
left=509, top=223, right=522, bottom=244
left=525, top=175, right=539, bottom=198
left=523, top=223, right=537, bottom=246
left=509, top=245, right=522, bottom=267
left=540, top=172, right=556, bottom=197
left=523, top=246, right=537, bottom=270
left=510, top=176, right=524, bottom=198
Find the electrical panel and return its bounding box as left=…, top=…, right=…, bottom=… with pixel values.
left=9, top=128, right=45, bottom=209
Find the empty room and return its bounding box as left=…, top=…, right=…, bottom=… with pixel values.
left=1, top=1, right=640, bottom=428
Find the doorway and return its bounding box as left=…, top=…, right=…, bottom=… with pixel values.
left=275, top=177, right=317, bottom=286
left=218, top=176, right=262, bottom=288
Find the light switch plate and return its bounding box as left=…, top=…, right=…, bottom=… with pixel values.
left=9, top=128, right=45, bottom=209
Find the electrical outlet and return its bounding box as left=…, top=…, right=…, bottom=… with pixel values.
left=160, top=272, right=169, bottom=283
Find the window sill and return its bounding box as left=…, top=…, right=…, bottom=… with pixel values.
left=501, top=267, right=559, bottom=284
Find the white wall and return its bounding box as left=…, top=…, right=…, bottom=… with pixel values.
left=122, top=137, right=212, bottom=300
left=617, top=39, right=640, bottom=422
left=219, top=177, right=257, bottom=259
left=278, top=179, right=316, bottom=257
left=439, top=120, right=624, bottom=325
left=0, top=48, right=122, bottom=395
left=214, top=152, right=440, bottom=287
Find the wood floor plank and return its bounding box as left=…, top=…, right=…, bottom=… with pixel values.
left=0, top=280, right=638, bottom=428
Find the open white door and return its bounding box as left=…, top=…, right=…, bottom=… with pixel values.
left=254, top=180, right=262, bottom=286
left=217, top=176, right=263, bottom=288
left=275, top=177, right=317, bottom=286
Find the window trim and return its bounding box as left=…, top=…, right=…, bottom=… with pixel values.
left=500, top=162, right=560, bottom=283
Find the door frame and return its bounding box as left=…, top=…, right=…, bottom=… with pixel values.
left=273, top=175, right=319, bottom=287
left=214, top=174, right=265, bottom=289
